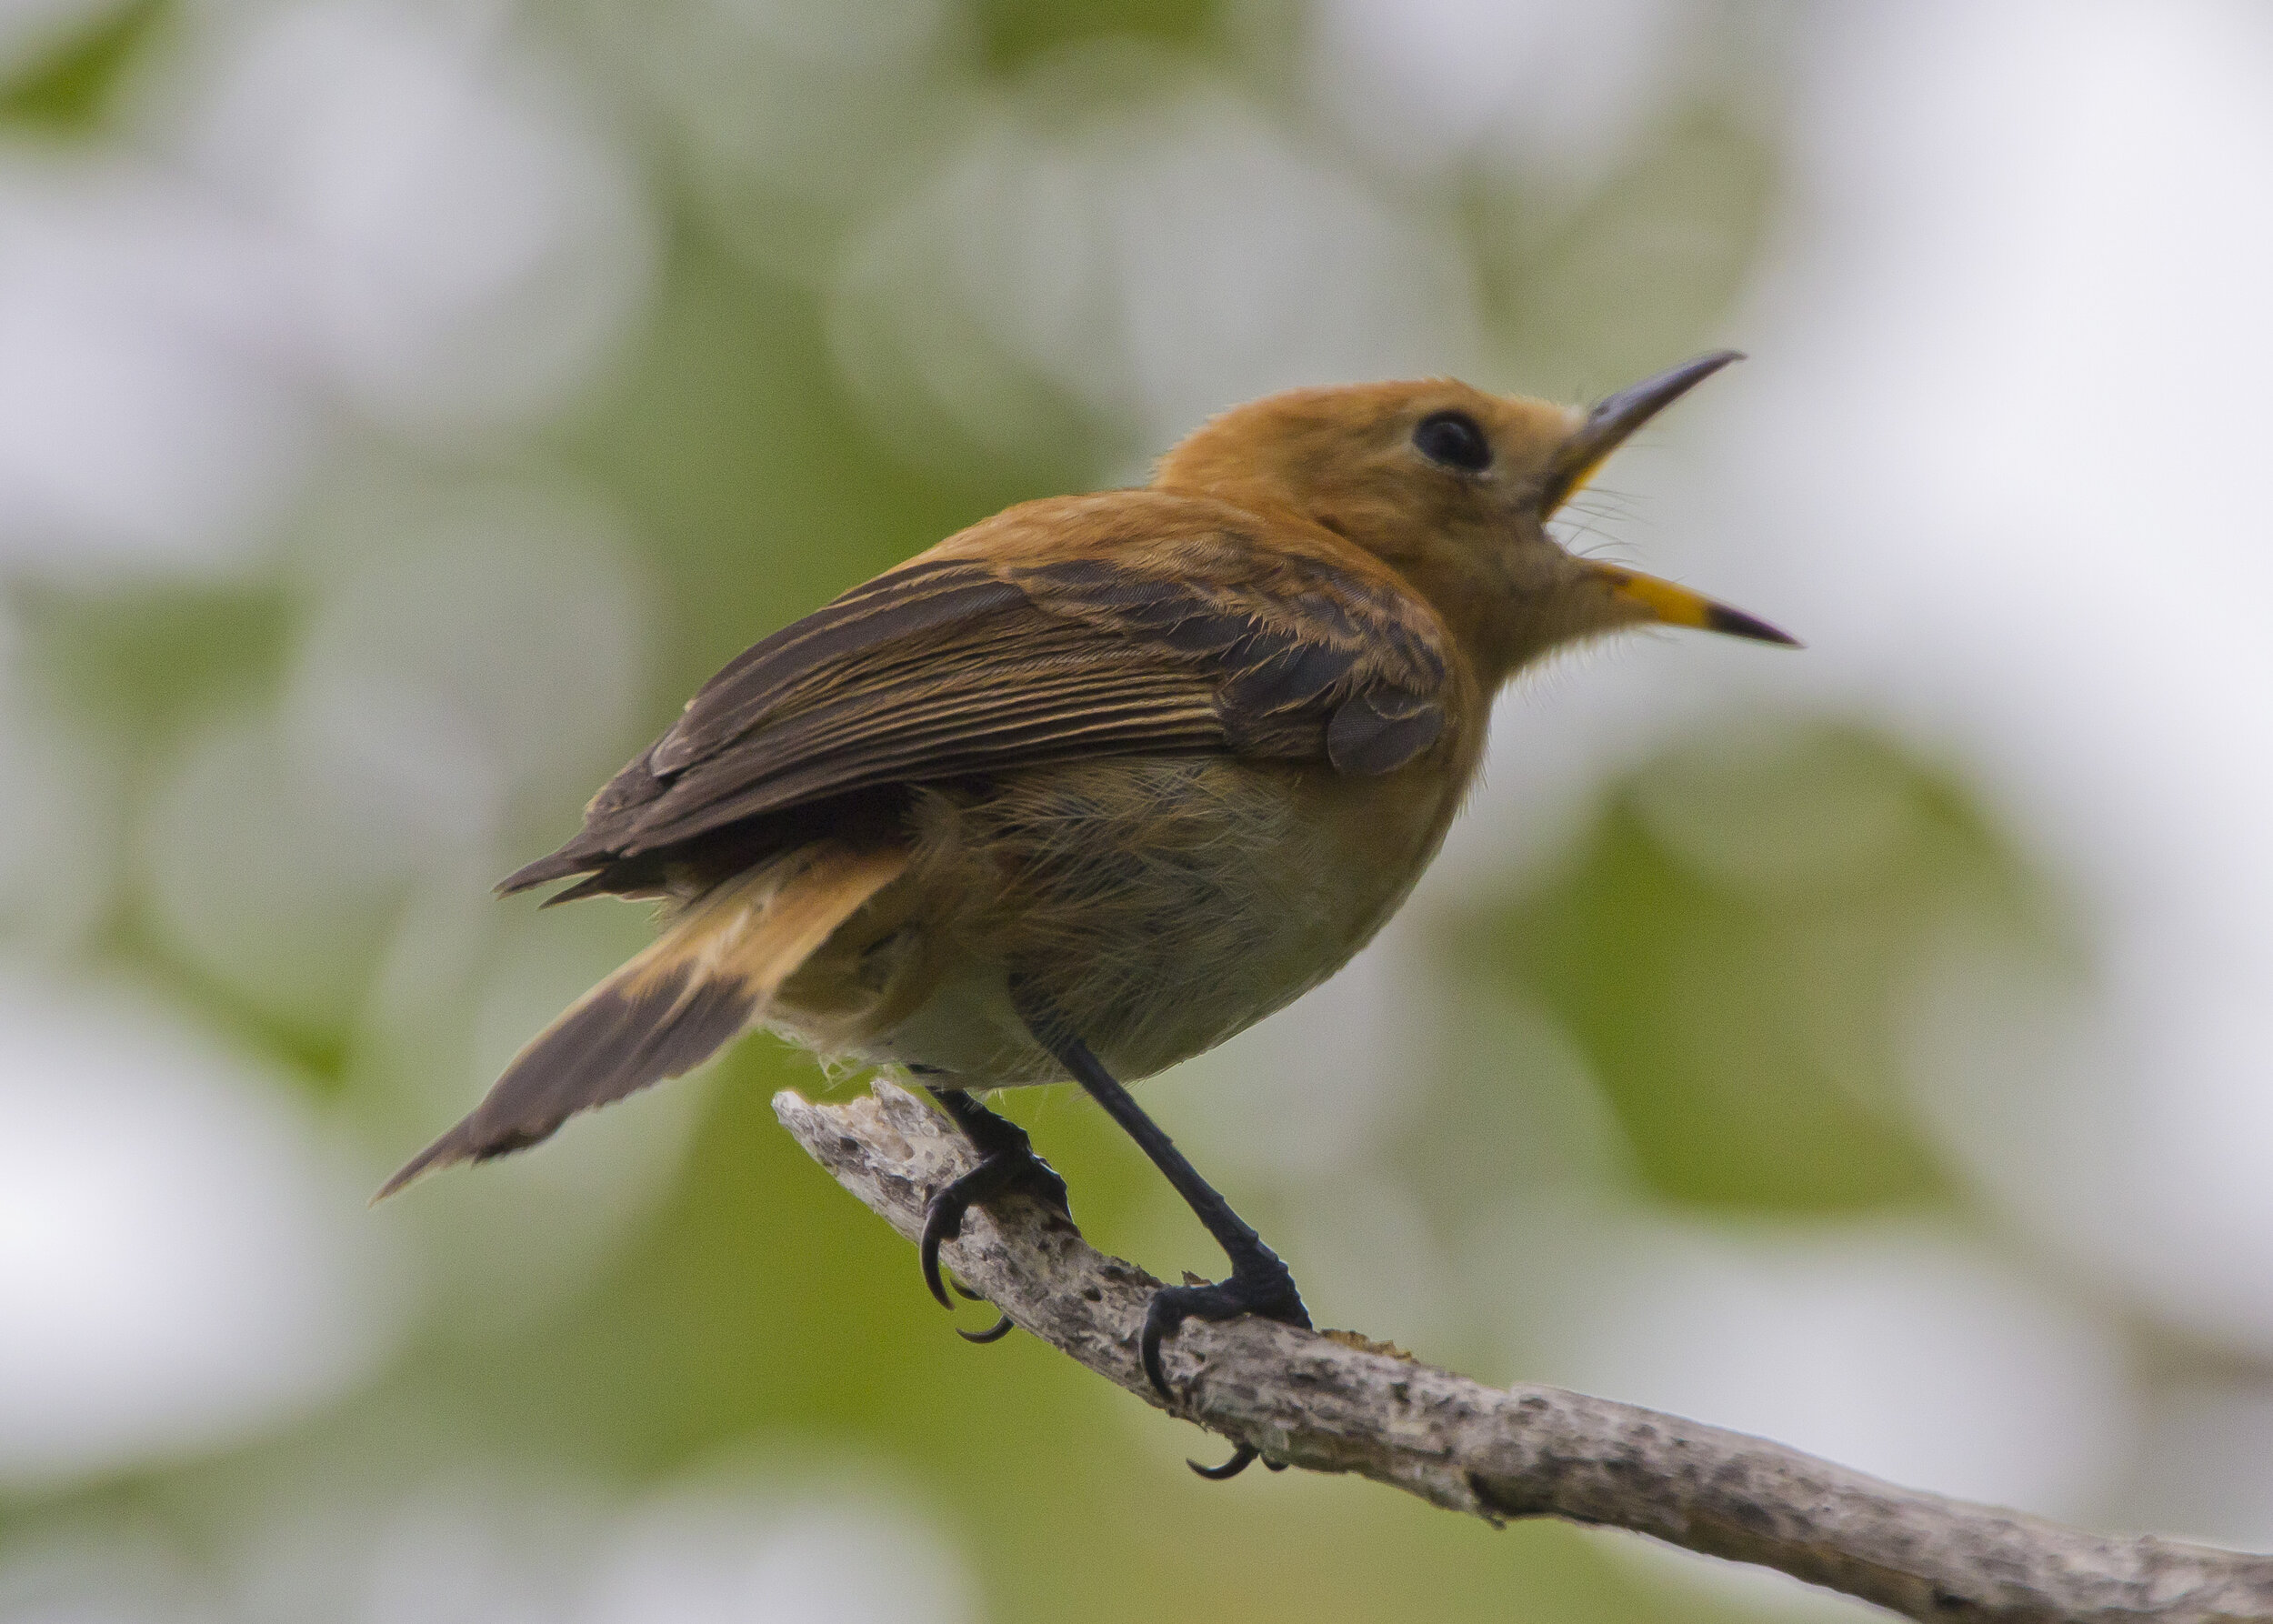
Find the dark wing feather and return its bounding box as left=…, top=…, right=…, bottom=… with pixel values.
left=502, top=502, right=1450, bottom=896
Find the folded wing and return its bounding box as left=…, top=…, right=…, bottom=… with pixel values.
left=503, top=494, right=1452, bottom=897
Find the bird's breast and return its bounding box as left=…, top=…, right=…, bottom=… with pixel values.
left=770, top=738, right=1478, bottom=1087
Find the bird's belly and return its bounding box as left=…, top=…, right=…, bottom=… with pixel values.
left=769, top=754, right=1460, bottom=1087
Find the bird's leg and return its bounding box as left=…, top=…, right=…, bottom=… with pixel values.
left=1014, top=992, right=1308, bottom=1480
left=916, top=1073, right=1072, bottom=1344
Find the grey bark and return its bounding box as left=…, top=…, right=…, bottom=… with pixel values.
left=775, top=1079, right=2273, bottom=1624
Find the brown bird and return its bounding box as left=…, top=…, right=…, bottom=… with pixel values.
left=380, top=351, right=1793, bottom=1473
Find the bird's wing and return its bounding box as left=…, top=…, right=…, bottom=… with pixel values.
left=502, top=496, right=1452, bottom=893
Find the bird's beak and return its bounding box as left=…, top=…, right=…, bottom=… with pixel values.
left=1582, top=562, right=1800, bottom=646
left=1537, top=350, right=1746, bottom=517
left=1544, top=351, right=1799, bottom=647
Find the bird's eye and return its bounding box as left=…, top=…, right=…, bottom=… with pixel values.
left=1412, top=410, right=1492, bottom=473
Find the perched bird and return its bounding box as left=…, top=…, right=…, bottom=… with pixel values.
left=380, top=351, right=1793, bottom=1474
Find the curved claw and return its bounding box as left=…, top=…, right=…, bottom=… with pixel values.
left=957, top=1313, right=1015, bottom=1345
left=920, top=1146, right=1073, bottom=1327
left=1138, top=1268, right=1312, bottom=1401
left=918, top=1199, right=962, bottom=1311
left=1189, top=1442, right=1259, bottom=1479
left=1139, top=1294, right=1188, bottom=1399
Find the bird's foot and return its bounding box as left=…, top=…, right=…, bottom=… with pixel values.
left=919, top=1136, right=1072, bottom=1343
left=1141, top=1248, right=1310, bottom=1478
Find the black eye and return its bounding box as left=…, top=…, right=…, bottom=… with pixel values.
left=1412, top=410, right=1492, bottom=473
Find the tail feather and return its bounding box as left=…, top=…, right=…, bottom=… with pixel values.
left=495, top=845, right=598, bottom=897
left=376, top=842, right=906, bottom=1200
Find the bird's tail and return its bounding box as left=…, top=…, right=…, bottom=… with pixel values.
left=375, top=840, right=907, bottom=1200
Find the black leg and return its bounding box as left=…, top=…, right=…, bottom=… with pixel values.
left=1014, top=990, right=1309, bottom=1479
left=918, top=1079, right=1072, bottom=1344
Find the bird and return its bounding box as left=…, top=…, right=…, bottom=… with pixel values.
left=378, top=350, right=1794, bottom=1475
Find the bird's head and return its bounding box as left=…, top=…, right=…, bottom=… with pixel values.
left=1151, top=352, right=1795, bottom=683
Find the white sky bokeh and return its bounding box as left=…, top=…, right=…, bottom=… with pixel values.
left=0, top=153, right=309, bottom=576
left=1488, top=1205, right=2132, bottom=1518
left=1305, top=0, right=1699, bottom=190
left=140, top=476, right=649, bottom=1032
left=0, top=0, right=653, bottom=581
left=1714, top=0, right=2273, bottom=1358
left=0, top=973, right=406, bottom=1489
left=589, top=1481, right=976, bottom=1624
left=168, top=0, right=656, bottom=437
left=0, top=0, right=672, bottom=1504
left=601, top=0, right=963, bottom=282
left=833, top=52, right=1482, bottom=478
left=0, top=1463, right=977, bottom=1624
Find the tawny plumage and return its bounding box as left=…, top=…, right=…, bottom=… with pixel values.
left=381, top=353, right=1793, bottom=1457
left=377, top=840, right=906, bottom=1198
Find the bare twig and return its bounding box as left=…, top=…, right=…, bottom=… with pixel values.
left=774, top=1080, right=2273, bottom=1624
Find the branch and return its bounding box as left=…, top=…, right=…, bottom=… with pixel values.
left=774, top=1080, right=2272, bottom=1624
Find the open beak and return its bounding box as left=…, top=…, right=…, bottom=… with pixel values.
left=1539, top=350, right=1745, bottom=516
left=1584, top=562, right=1799, bottom=646
left=1545, top=350, right=1800, bottom=648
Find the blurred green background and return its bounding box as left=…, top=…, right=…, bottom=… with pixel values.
left=4, top=2, right=2272, bottom=1620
